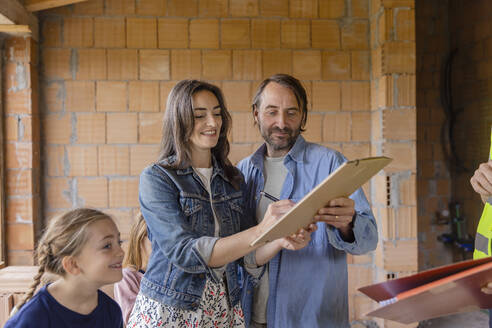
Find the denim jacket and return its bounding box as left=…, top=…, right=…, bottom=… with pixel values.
left=138, top=156, right=257, bottom=310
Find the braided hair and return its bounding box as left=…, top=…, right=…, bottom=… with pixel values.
left=11, top=208, right=112, bottom=315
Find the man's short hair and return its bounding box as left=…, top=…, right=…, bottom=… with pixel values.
left=252, top=74, right=308, bottom=131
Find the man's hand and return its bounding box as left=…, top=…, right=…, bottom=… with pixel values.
left=314, top=197, right=355, bottom=240
left=470, top=161, right=492, bottom=201
left=277, top=223, right=317, bottom=251
left=482, top=282, right=492, bottom=294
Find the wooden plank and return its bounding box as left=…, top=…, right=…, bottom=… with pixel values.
left=25, top=0, right=88, bottom=12
left=0, top=24, right=31, bottom=37
left=0, top=0, right=38, bottom=41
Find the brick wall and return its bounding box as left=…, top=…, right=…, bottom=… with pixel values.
left=0, top=0, right=416, bottom=324
left=3, top=37, right=41, bottom=266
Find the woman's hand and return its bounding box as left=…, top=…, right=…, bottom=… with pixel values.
left=256, top=200, right=296, bottom=237
left=277, top=223, right=318, bottom=251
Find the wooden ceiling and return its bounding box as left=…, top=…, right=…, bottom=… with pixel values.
left=0, top=0, right=88, bottom=40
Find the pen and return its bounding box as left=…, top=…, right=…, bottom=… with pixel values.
left=260, top=191, right=280, bottom=202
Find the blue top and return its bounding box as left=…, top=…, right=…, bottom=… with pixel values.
left=138, top=156, right=260, bottom=310
left=238, top=136, right=378, bottom=328
left=4, top=285, right=123, bottom=328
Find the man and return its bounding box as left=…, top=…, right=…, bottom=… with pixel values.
left=238, top=74, right=378, bottom=328
left=469, top=131, right=492, bottom=328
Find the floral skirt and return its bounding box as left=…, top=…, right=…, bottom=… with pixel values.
left=127, top=279, right=245, bottom=328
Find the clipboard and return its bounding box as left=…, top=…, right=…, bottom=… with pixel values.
left=250, top=156, right=392, bottom=246
left=359, top=256, right=492, bottom=324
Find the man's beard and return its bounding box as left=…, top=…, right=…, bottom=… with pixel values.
left=260, top=126, right=300, bottom=152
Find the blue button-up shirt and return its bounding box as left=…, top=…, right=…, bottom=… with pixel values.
left=238, top=136, right=378, bottom=328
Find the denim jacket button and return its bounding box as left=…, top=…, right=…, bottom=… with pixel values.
left=199, top=274, right=205, bottom=279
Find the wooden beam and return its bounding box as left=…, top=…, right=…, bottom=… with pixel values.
left=25, top=0, right=88, bottom=12
left=0, top=0, right=38, bottom=41
left=0, top=24, right=31, bottom=37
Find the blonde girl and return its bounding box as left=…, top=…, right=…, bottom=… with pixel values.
left=114, top=212, right=151, bottom=324
left=5, top=208, right=124, bottom=328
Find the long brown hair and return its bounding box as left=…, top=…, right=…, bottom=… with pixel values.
left=123, top=212, right=148, bottom=271
left=12, top=208, right=113, bottom=314
left=159, top=79, right=241, bottom=189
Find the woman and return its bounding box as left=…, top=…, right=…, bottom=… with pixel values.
left=128, top=80, right=316, bottom=327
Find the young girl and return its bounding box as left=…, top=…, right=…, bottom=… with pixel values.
left=114, top=212, right=150, bottom=325
left=5, top=208, right=124, bottom=328
left=129, top=80, right=316, bottom=327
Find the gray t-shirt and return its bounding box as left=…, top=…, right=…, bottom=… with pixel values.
left=253, top=156, right=288, bottom=324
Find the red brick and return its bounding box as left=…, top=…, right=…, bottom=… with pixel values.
left=229, top=143, right=256, bottom=165
left=7, top=169, right=32, bottom=196
left=42, top=49, right=72, bottom=80
left=312, top=81, right=340, bottom=111
left=202, top=50, right=232, bottom=80
left=130, top=145, right=159, bottom=176
left=323, top=113, right=350, bottom=142
left=139, top=113, right=164, bottom=144
left=231, top=113, right=261, bottom=143
left=105, top=0, right=135, bottom=15
left=46, top=146, right=65, bottom=176
left=233, top=50, right=262, bottom=80
left=109, top=178, right=139, bottom=208
left=321, top=51, right=350, bottom=80
left=383, top=240, right=418, bottom=272
left=341, top=21, right=369, bottom=50
left=98, top=145, right=130, bottom=176
left=260, top=0, right=288, bottom=16
left=41, top=19, right=61, bottom=47
left=7, top=250, right=35, bottom=265
left=396, top=74, right=416, bottom=106
left=43, top=114, right=71, bottom=144
left=96, top=81, right=127, bottom=112
left=7, top=224, right=35, bottom=250
left=251, top=19, right=280, bottom=48
left=45, top=177, right=72, bottom=209
left=399, top=174, right=416, bottom=206
left=127, top=18, right=157, bottom=49
left=6, top=197, right=33, bottom=224
left=199, top=0, right=228, bottom=17
left=107, top=49, right=138, bottom=80
left=222, top=81, right=251, bottom=112
left=396, top=207, right=417, bottom=239
left=289, top=0, right=317, bottom=18
left=382, top=42, right=416, bottom=74
left=351, top=51, right=370, bottom=80
left=171, top=50, right=202, bottom=80
left=312, top=20, right=340, bottom=49
left=73, top=0, right=104, bottom=15
left=139, top=50, right=170, bottom=80
left=262, top=50, right=292, bottom=78
left=230, top=0, right=258, bottom=16
left=396, top=9, right=415, bottom=41
left=94, top=17, right=126, bottom=48
left=77, top=49, right=107, bottom=80
left=129, top=82, right=160, bottom=112
left=6, top=116, right=18, bottom=141
left=78, top=177, right=109, bottom=208
left=66, top=81, right=95, bottom=112
left=67, top=146, right=98, bottom=176
left=76, top=113, right=106, bottom=144
left=190, top=19, right=219, bottom=49
left=351, top=112, right=371, bottom=141
left=319, top=0, right=344, bottom=18
left=5, top=142, right=33, bottom=169
left=342, top=143, right=370, bottom=160
left=158, top=19, right=188, bottom=48
left=382, top=141, right=416, bottom=172
left=42, top=82, right=63, bottom=113
left=136, top=0, right=166, bottom=15
left=5, top=89, right=31, bottom=115
left=293, top=50, right=321, bottom=80
left=352, top=0, right=369, bottom=18
left=281, top=20, right=310, bottom=48
left=341, top=82, right=370, bottom=111
left=107, top=113, right=138, bottom=144
left=383, top=108, right=416, bottom=140
left=63, top=17, right=93, bottom=48
left=168, top=0, right=198, bottom=16
left=160, top=81, right=176, bottom=111
left=222, top=19, right=250, bottom=48
left=303, top=113, right=322, bottom=142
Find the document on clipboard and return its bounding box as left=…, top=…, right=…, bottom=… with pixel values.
left=359, top=256, right=492, bottom=324
left=250, top=156, right=392, bottom=246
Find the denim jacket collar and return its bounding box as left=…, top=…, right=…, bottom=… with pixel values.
left=251, top=135, right=307, bottom=171
left=160, top=155, right=230, bottom=184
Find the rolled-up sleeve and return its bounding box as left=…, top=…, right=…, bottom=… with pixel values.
left=139, top=165, right=221, bottom=279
